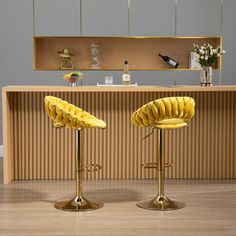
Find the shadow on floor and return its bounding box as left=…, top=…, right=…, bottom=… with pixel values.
left=0, top=187, right=46, bottom=204
left=45, top=188, right=142, bottom=204
left=82, top=188, right=141, bottom=202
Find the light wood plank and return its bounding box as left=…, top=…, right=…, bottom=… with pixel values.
left=2, top=90, right=13, bottom=184
left=0, top=168, right=235, bottom=236
left=3, top=85, right=236, bottom=92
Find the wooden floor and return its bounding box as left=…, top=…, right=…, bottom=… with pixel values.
left=0, top=159, right=236, bottom=236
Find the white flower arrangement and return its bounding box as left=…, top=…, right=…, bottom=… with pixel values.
left=193, top=44, right=225, bottom=67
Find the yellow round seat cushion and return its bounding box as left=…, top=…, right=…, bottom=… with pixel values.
left=131, top=96, right=195, bottom=129
left=44, top=96, right=106, bottom=129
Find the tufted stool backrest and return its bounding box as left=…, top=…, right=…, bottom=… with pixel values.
left=131, top=96, right=195, bottom=129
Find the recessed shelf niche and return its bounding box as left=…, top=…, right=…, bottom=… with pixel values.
left=34, top=36, right=221, bottom=71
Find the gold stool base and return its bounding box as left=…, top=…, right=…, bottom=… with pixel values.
left=55, top=196, right=104, bottom=212
left=137, top=195, right=185, bottom=211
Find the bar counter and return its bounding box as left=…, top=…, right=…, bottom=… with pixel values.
left=3, top=85, right=236, bottom=92
left=2, top=86, right=236, bottom=183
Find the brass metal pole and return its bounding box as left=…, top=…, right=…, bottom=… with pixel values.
left=137, top=128, right=184, bottom=210
left=55, top=128, right=103, bottom=211
left=158, top=129, right=164, bottom=197
left=76, top=129, right=82, bottom=197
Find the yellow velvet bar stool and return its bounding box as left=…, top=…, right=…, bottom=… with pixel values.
left=131, top=96, right=195, bottom=211
left=44, top=96, right=106, bottom=211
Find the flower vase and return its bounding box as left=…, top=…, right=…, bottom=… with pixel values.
left=68, top=76, right=78, bottom=87
left=68, top=82, right=77, bottom=87
left=200, top=66, right=213, bottom=87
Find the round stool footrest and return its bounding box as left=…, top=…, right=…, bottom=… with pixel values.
left=79, top=164, right=102, bottom=172
left=141, top=162, right=173, bottom=169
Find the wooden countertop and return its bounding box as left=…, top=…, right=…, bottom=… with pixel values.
left=2, top=85, right=236, bottom=92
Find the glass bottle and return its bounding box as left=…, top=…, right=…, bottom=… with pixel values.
left=122, top=60, right=131, bottom=85
left=158, top=54, right=179, bottom=68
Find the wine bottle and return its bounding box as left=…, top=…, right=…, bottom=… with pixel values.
left=122, top=60, right=131, bottom=84
left=158, top=54, right=179, bottom=68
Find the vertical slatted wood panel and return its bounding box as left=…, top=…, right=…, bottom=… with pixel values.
left=11, top=91, right=236, bottom=180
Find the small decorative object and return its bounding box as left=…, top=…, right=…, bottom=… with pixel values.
left=58, top=48, right=74, bottom=70
left=193, top=44, right=225, bottom=86
left=104, top=75, right=113, bottom=85
left=189, top=52, right=201, bottom=69
left=91, top=43, right=101, bottom=69
left=63, top=72, right=83, bottom=87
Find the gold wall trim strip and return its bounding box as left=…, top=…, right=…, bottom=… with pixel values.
left=219, top=0, right=224, bottom=85
left=34, top=36, right=221, bottom=39
left=128, top=0, right=130, bottom=35
left=175, top=0, right=178, bottom=36
left=80, top=0, right=82, bottom=36
left=32, top=0, right=36, bottom=36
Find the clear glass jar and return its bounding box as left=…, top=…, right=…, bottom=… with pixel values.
left=200, top=66, right=213, bottom=86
